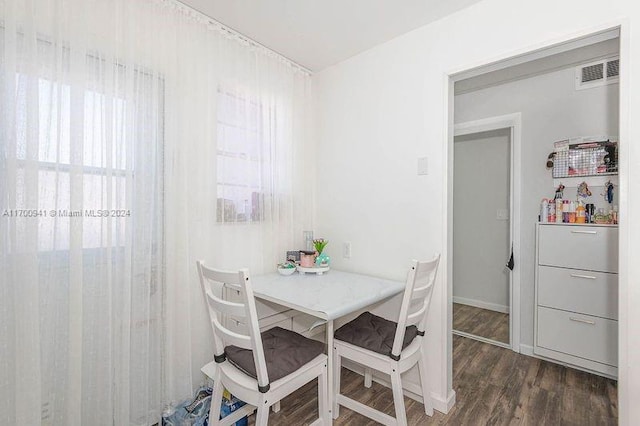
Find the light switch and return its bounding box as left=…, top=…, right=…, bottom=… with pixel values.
left=417, top=157, right=428, bottom=175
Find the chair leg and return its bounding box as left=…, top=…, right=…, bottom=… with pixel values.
left=255, top=403, right=270, bottom=426
left=209, top=373, right=224, bottom=426
left=332, top=345, right=341, bottom=419
left=418, top=350, right=434, bottom=416
left=318, top=362, right=328, bottom=425
left=271, top=401, right=281, bottom=413
left=364, top=367, right=373, bottom=388
left=390, top=369, right=408, bottom=426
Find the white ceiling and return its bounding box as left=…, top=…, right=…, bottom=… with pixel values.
left=178, top=0, right=484, bottom=72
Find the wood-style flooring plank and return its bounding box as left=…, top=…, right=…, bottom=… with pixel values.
left=453, top=303, right=509, bottom=343
left=484, top=353, right=532, bottom=426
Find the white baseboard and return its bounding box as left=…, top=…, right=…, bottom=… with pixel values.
left=437, top=389, right=456, bottom=414
left=341, top=361, right=456, bottom=414
left=520, top=344, right=534, bottom=356
left=453, top=296, right=509, bottom=314
left=518, top=344, right=616, bottom=379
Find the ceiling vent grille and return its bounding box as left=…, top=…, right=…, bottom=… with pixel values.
left=576, top=56, right=619, bottom=90
left=607, top=58, right=619, bottom=78
left=581, top=63, right=603, bottom=82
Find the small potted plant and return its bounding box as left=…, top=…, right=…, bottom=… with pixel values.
left=313, top=238, right=330, bottom=266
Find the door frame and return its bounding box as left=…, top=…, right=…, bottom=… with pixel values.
left=442, top=22, right=630, bottom=419
left=452, top=114, right=522, bottom=352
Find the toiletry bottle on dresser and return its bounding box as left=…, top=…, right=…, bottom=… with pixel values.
left=540, top=199, right=549, bottom=223
left=548, top=199, right=556, bottom=222
left=576, top=201, right=586, bottom=223
left=568, top=200, right=576, bottom=223
left=555, top=198, right=563, bottom=223
left=585, top=203, right=595, bottom=223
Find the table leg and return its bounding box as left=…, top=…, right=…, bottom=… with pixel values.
left=327, top=319, right=334, bottom=422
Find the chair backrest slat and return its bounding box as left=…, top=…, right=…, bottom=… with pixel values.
left=390, top=254, right=440, bottom=358
left=199, top=266, right=242, bottom=287
left=405, top=304, right=427, bottom=327
left=197, top=261, right=270, bottom=388
left=212, top=319, right=253, bottom=349
left=410, top=285, right=430, bottom=301
left=203, top=286, right=247, bottom=318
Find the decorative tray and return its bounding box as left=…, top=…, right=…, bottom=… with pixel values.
left=296, top=265, right=330, bottom=275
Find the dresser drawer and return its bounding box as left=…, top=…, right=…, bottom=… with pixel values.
left=537, top=266, right=618, bottom=319
left=537, top=306, right=617, bottom=366
left=538, top=225, right=618, bottom=273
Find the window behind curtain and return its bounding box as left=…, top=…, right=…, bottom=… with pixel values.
left=3, top=39, right=165, bottom=424
left=10, top=77, right=129, bottom=252
left=216, top=88, right=270, bottom=223
left=11, top=52, right=163, bottom=254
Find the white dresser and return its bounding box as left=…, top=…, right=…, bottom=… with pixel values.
left=534, top=223, right=618, bottom=378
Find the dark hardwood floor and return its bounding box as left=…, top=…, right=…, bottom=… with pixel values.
left=258, top=335, right=617, bottom=425
left=454, top=303, right=510, bottom=344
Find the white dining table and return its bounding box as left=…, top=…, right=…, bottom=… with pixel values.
left=251, top=269, right=406, bottom=421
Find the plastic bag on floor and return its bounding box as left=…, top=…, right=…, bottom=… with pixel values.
left=217, top=391, right=248, bottom=426
left=162, top=386, right=248, bottom=426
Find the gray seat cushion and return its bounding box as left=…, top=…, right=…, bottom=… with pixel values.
left=225, top=326, right=324, bottom=382
left=334, top=311, right=418, bottom=357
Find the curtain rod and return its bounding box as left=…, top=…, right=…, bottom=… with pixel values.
left=169, top=0, right=313, bottom=76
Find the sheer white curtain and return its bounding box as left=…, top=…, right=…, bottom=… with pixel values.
left=0, top=1, right=312, bottom=425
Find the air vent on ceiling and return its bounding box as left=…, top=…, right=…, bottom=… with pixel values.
left=607, top=58, right=619, bottom=78
left=582, top=63, right=603, bottom=82
left=576, top=56, right=619, bottom=90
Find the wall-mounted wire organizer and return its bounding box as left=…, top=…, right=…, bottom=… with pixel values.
left=552, top=138, right=618, bottom=178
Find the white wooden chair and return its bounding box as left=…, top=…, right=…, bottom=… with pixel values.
left=197, top=261, right=329, bottom=426
left=332, top=255, right=441, bottom=426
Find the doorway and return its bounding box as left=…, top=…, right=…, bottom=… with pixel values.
left=453, top=128, right=511, bottom=346
left=446, top=27, right=628, bottom=410
left=451, top=114, right=521, bottom=350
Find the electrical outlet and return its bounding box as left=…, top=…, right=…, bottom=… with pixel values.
left=417, top=157, right=429, bottom=175
left=343, top=242, right=351, bottom=258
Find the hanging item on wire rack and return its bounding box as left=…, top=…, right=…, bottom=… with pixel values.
left=546, top=152, right=555, bottom=169
left=577, top=181, right=592, bottom=198
left=604, top=180, right=614, bottom=204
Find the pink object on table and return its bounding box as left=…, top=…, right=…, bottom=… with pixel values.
left=300, top=251, right=316, bottom=267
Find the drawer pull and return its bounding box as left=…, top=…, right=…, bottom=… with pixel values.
left=570, top=273, right=597, bottom=280
left=570, top=230, right=597, bottom=235
left=569, top=317, right=596, bottom=325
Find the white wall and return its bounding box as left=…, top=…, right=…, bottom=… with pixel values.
left=453, top=130, right=510, bottom=312
left=313, top=0, right=639, bottom=422
left=455, top=66, right=619, bottom=345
